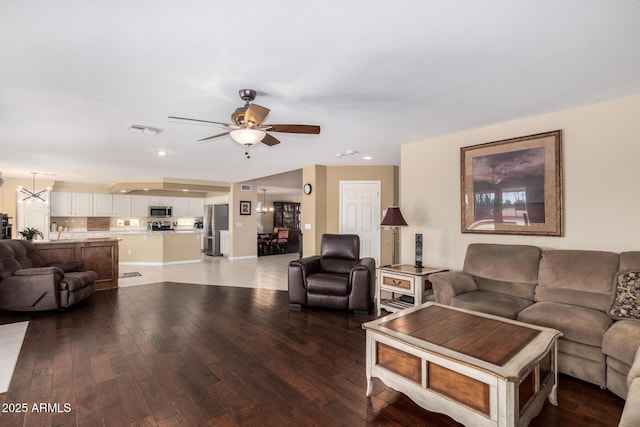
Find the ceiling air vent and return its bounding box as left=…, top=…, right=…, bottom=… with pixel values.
left=128, top=124, right=163, bottom=135
left=240, top=184, right=253, bottom=191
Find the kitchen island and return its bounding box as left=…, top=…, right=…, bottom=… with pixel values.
left=117, top=230, right=203, bottom=265
left=34, top=238, right=119, bottom=290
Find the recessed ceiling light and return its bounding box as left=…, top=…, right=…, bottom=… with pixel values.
left=143, top=188, right=149, bottom=191
left=363, top=156, right=373, bottom=160
left=182, top=189, right=189, bottom=192
left=119, top=189, right=127, bottom=193
left=156, top=150, right=167, bottom=156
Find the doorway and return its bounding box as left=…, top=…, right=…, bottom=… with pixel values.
left=339, top=181, right=381, bottom=265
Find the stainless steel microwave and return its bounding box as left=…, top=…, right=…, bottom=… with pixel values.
left=149, top=206, right=172, bottom=217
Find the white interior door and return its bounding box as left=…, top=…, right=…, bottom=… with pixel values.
left=339, top=181, right=381, bottom=265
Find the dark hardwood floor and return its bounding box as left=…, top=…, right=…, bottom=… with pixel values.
left=0, top=282, right=625, bottom=426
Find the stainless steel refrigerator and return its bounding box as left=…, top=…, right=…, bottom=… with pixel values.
left=204, top=204, right=229, bottom=256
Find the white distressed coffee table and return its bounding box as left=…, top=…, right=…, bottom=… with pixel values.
left=363, top=303, right=562, bottom=427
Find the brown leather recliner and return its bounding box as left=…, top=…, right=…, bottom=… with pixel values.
left=0, top=240, right=97, bottom=311
left=288, top=234, right=375, bottom=314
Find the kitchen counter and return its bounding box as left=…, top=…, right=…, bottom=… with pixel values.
left=34, top=239, right=119, bottom=290
left=117, top=229, right=203, bottom=234
left=117, top=231, right=202, bottom=265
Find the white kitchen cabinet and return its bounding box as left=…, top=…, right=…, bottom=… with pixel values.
left=72, top=193, right=93, bottom=216
left=112, top=195, right=131, bottom=217
left=188, top=198, right=204, bottom=217
left=50, top=192, right=92, bottom=216
left=93, top=194, right=113, bottom=216
left=147, top=196, right=172, bottom=206
left=94, top=194, right=131, bottom=217
left=171, top=197, right=189, bottom=217
left=50, top=192, right=72, bottom=216
left=171, top=197, right=204, bottom=217
left=131, top=195, right=148, bottom=217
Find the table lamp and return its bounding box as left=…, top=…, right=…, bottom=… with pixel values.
left=380, top=206, right=408, bottom=265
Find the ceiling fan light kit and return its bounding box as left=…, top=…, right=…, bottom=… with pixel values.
left=230, top=129, right=266, bottom=145
left=169, top=88, right=320, bottom=157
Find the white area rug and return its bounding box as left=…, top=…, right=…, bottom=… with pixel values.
left=0, top=321, right=28, bottom=394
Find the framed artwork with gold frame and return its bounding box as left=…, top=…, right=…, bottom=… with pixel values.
left=460, top=130, right=563, bottom=236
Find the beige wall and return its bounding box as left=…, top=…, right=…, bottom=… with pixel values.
left=0, top=176, right=56, bottom=238
left=401, top=94, right=640, bottom=271
left=52, top=182, right=110, bottom=193
left=301, top=165, right=327, bottom=257
left=302, top=165, right=399, bottom=264
left=228, top=182, right=258, bottom=259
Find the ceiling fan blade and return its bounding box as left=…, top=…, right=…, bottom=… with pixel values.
left=198, top=131, right=230, bottom=143
left=261, top=133, right=281, bottom=146
left=244, top=104, right=270, bottom=126
left=268, top=124, right=321, bottom=134
left=168, top=116, right=233, bottom=127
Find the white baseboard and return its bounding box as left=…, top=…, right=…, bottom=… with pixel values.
left=119, top=260, right=201, bottom=266
left=228, top=255, right=258, bottom=261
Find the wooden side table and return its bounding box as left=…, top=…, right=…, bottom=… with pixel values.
left=376, top=264, right=448, bottom=316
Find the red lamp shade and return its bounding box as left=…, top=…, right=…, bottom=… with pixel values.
left=381, top=207, right=408, bottom=227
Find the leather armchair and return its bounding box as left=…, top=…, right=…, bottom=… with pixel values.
left=288, top=234, right=375, bottom=314
left=0, top=240, right=97, bottom=311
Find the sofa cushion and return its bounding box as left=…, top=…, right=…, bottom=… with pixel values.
left=620, top=251, right=640, bottom=270
left=0, top=243, right=22, bottom=280
left=306, top=273, right=350, bottom=296
left=317, top=234, right=360, bottom=274
left=518, top=301, right=612, bottom=347
left=17, top=240, right=47, bottom=268
left=450, top=291, right=533, bottom=319
left=463, top=244, right=540, bottom=301
left=5, top=240, right=34, bottom=269
left=609, top=270, right=640, bottom=320
left=603, top=320, right=640, bottom=366
left=536, top=250, right=619, bottom=312
left=559, top=339, right=605, bottom=363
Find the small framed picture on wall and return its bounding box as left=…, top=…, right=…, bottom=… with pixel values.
left=240, top=201, right=252, bottom=215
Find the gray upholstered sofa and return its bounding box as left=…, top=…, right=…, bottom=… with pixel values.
left=430, top=243, right=640, bottom=426
left=0, top=240, right=97, bottom=311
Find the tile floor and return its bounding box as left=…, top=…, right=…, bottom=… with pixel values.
left=118, top=253, right=299, bottom=290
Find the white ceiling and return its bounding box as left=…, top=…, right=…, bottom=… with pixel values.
left=2, top=1, right=640, bottom=186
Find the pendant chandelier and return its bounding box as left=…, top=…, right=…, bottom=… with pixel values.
left=18, top=172, right=49, bottom=203
left=257, top=189, right=274, bottom=213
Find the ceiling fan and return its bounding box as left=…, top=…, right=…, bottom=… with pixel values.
left=169, top=89, right=320, bottom=158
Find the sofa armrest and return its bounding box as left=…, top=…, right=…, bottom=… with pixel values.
left=1, top=270, right=62, bottom=311
left=620, top=363, right=640, bottom=427
left=287, top=256, right=321, bottom=306
left=430, top=271, right=478, bottom=306
left=289, top=256, right=321, bottom=276
left=47, top=260, right=83, bottom=273
left=628, top=347, right=640, bottom=389
left=348, top=258, right=376, bottom=312
left=14, top=266, right=65, bottom=277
